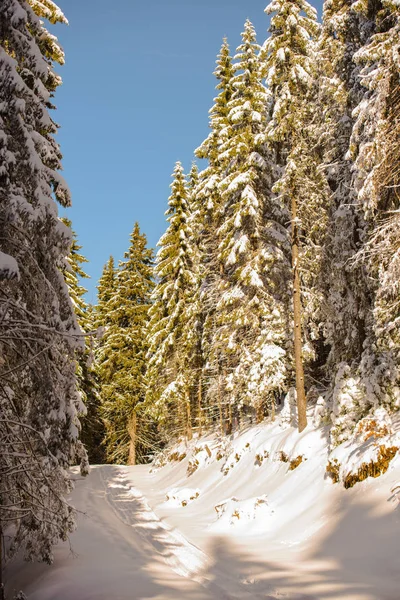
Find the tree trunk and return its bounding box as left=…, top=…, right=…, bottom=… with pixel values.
left=270, top=397, right=276, bottom=422
left=197, top=378, right=203, bottom=436
left=127, top=412, right=137, bottom=466
left=217, top=369, right=225, bottom=435
left=227, top=402, right=233, bottom=434
left=186, top=392, right=193, bottom=441
left=256, top=400, right=264, bottom=424
left=291, top=194, right=307, bottom=433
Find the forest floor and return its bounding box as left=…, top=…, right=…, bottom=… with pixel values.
left=5, top=416, right=400, bottom=600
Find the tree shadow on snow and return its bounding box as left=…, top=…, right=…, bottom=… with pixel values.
left=6, top=465, right=400, bottom=600
left=5, top=465, right=211, bottom=600
left=199, top=490, right=400, bottom=600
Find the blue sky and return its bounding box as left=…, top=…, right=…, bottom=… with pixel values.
left=55, top=0, right=324, bottom=302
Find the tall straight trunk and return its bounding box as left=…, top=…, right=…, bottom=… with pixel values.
left=291, top=194, right=307, bottom=433
left=270, top=397, right=276, bottom=422
left=197, top=377, right=203, bottom=436
left=127, top=412, right=137, bottom=465
left=217, top=368, right=224, bottom=435
left=228, top=402, right=233, bottom=434
left=186, top=392, right=193, bottom=441
left=256, top=400, right=264, bottom=424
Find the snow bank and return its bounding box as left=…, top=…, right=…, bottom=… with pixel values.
left=8, top=411, right=400, bottom=600
left=328, top=407, right=400, bottom=488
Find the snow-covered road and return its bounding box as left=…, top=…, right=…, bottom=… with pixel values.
left=5, top=422, right=400, bottom=600
left=5, top=466, right=275, bottom=600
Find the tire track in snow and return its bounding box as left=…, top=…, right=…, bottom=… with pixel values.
left=99, top=466, right=209, bottom=580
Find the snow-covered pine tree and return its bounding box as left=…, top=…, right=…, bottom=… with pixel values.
left=209, top=20, right=289, bottom=427
left=97, top=225, right=154, bottom=465
left=188, top=162, right=199, bottom=196
left=79, top=305, right=105, bottom=464
left=186, top=162, right=207, bottom=433
left=194, top=39, right=236, bottom=431
left=261, top=0, right=321, bottom=431
left=0, top=0, right=87, bottom=568
left=196, top=38, right=235, bottom=172
left=145, top=163, right=200, bottom=440
left=318, top=0, right=387, bottom=444
left=346, top=1, right=400, bottom=415
left=62, top=219, right=90, bottom=331
left=61, top=219, right=104, bottom=464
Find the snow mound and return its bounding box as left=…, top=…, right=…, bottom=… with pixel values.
left=165, top=487, right=200, bottom=507
left=211, top=494, right=274, bottom=531
left=328, top=408, right=400, bottom=488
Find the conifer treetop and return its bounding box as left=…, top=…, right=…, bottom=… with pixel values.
left=156, top=162, right=196, bottom=292
left=262, top=0, right=319, bottom=141
left=146, top=162, right=201, bottom=426
left=188, top=162, right=199, bottom=194
left=195, top=38, right=235, bottom=164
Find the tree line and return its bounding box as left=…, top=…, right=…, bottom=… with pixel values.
left=74, top=0, right=400, bottom=464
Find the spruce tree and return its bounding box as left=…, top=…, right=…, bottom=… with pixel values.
left=346, top=1, right=400, bottom=416
left=210, top=20, right=289, bottom=426
left=79, top=305, right=105, bottom=464
left=196, top=38, right=235, bottom=171
left=0, top=0, right=87, bottom=568
left=98, top=226, right=154, bottom=464
left=195, top=38, right=234, bottom=253
left=94, top=256, right=116, bottom=457
left=62, top=219, right=90, bottom=330
left=96, top=255, right=116, bottom=326
left=318, top=0, right=384, bottom=443
left=186, top=162, right=206, bottom=433
left=61, top=219, right=105, bottom=464
left=145, top=163, right=200, bottom=440
left=262, top=0, right=320, bottom=431
left=194, top=39, right=235, bottom=431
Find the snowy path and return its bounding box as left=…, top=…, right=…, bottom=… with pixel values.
left=5, top=466, right=276, bottom=600
left=6, top=460, right=400, bottom=600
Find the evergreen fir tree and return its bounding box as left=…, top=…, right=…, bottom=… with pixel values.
left=62, top=218, right=90, bottom=330
left=93, top=256, right=116, bottom=456
left=196, top=38, right=235, bottom=171
left=61, top=218, right=105, bottom=464
left=318, top=0, right=385, bottom=444
left=194, top=39, right=236, bottom=431
left=345, top=0, right=400, bottom=416
left=0, top=0, right=87, bottom=566
left=96, top=255, right=117, bottom=326
left=79, top=305, right=106, bottom=464
left=145, top=163, right=200, bottom=440
left=195, top=38, right=235, bottom=255
left=262, top=0, right=320, bottom=431
left=186, top=162, right=207, bottom=432
left=210, top=20, right=289, bottom=426
left=98, top=225, right=154, bottom=464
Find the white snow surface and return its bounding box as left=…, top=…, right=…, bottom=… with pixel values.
left=6, top=413, right=400, bottom=600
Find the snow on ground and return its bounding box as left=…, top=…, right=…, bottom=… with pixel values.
left=6, top=412, right=400, bottom=600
